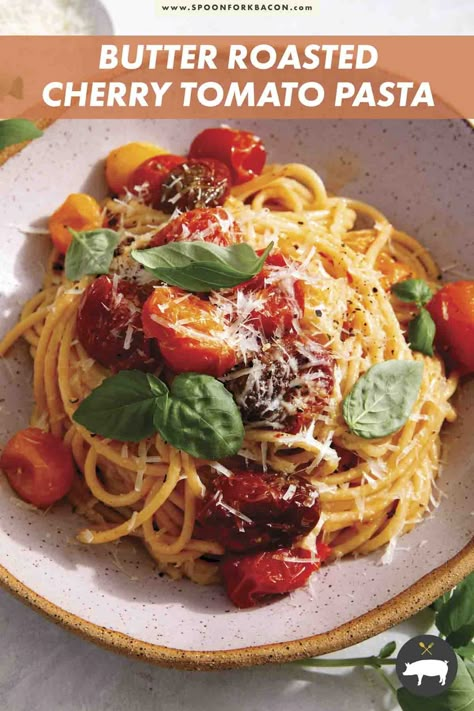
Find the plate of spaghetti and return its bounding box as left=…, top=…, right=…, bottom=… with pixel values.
left=0, top=119, right=473, bottom=668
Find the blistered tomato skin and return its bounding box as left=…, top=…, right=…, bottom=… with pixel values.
left=189, top=127, right=266, bottom=184
left=238, top=252, right=306, bottom=337
left=0, top=428, right=75, bottom=508
left=128, top=154, right=185, bottom=206
left=427, top=281, right=474, bottom=374
left=197, top=471, right=320, bottom=553
left=76, top=276, right=161, bottom=372
left=221, top=545, right=328, bottom=608
left=142, top=285, right=238, bottom=377
left=159, top=158, right=232, bottom=213
left=226, top=335, right=335, bottom=431
left=149, top=207, right=242, bottom=248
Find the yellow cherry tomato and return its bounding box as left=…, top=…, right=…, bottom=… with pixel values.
left=105, top=142, right=167, bottom=195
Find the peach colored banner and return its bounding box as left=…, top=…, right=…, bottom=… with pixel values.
left=0, top=37, right=472, bottom=118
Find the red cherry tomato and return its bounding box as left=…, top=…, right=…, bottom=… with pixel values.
left=248, top=282, right=305, bottom=337
left=427, top=281, right=474, bottom=374
left=128, top=154, right=185, bottom=207
left=189, top=127, right=266, bottom=184
left=77, top=276, right=161, bottom=372
left=142, top=285, right=238, bottom=377
left=221, top=544, right=330, bottom=608
left=0, top=428, right=74, bottom=508
left=159, top=158, right=232, bottom=213
left=149, top=207, right=242, bottom=248
left=239, top=252, right=305, bottom=337
left=198, top=470, right=320, bottom=553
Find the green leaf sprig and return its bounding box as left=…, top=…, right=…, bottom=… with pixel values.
left=65, top=228, right=120, bottom=281
left=0, top=118, right=43, bottom=150
left=73, top=370, right=244, bottom=460
left=295, top=571, right=474, bottom=711
left=131, top=240, right=273, bottom=292
left=342, top=360, right=424, bottom=439
left=392, top=279, right=436, bottom=356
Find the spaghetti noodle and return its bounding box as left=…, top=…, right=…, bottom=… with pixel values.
left=0, top=129, right=460, bottom=605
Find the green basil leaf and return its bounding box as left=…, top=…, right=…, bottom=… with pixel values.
left=153, top=373, right=244, bottom=459
left=65, top=228, right=120, bottom=281
left=73, top=371, right=168, bottom=442
left=457, top=643, right=474, bottom=660
left=131, top=241, right=273, bottom=292
left=378, top=641, right=397, bottom=659
left=408, top=308, right=436, bottom=356
left=436, top=573, right=474, bottom=649
left=392, top=278, right=433, bottom=307
left=342, top=360, right=424, bottom=439
left=0, top=119, right=43, bottom=150
left=397, top=655, right=474, bottom=711
left=432, top=591, right=453, bottom=613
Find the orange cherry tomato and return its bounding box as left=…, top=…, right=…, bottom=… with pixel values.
left=0, top=428, right=75, bottom=508
left=142, top=286, right=238, bottom=377
left=427, top=281, right=474, bottom=374
left=376, top=253, right=415, bottom=290
left=49, top=193, right=103, bottom=255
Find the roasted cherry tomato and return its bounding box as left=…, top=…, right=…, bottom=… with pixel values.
left=189, top=127, right=266, bottom=184
left=376, top=253, right=414, bottom=290
left=221, top=544, right=330, bottom=608
left=128, top=154, right=185, bottom=206
left=0, top=428, right=74, bottom=508
left=49, top=193, right=103, bottom=255
left=197, top=470, right=320, bottom=553
left=149, top=207, right=241, bottom=248
left=142, top=285, right=238, bottom=377
left=159, top=158, right=231, bottom=213
left=238, top=252, right=305, bottom=337
left=248, top=282, right=306, bottom=337
left=427, top=281, right=474, bottom=374
left=226, top=335, right=335, bottom=430
left=105, top=142, right=167, bottom=195
left=77, top=275, right=161, bottom=372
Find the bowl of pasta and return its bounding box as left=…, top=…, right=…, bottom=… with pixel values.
left=0, top=119, right=473, bottom=669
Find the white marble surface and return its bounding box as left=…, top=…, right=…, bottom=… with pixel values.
left=1, top=2, right=473, bottom=710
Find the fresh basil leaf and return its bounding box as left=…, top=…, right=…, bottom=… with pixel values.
left=153, top=373, right=244, bottom=459
left=0, top=119, right=43, bottom=150
left=432, top=591, right=453, bottom=613
left=65, top=228, right=120, bottom=281
left=73, top=371, right=168, bottom=442
left=458, top=643, right=474, bottom=660
left=342, top=360, right=424, bottom=439
left=436, top=573, right=474, bottom=649
left=392, top=278, right=433, bottom=307
left=397, top=655, right=474, bottom=711
left=131, top=241, right=273, bottom=292
left=466, top=660, right=474, bottom=683
left=408, top=308, right=435, bottom=356
left=72, top=370, right=244, bottom=457
left=378, top=641, right=396, bottom=658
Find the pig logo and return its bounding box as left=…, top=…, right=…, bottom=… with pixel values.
left=403, top=659, right=449, bottom=686
left=396, top=635, right=458, bottom=698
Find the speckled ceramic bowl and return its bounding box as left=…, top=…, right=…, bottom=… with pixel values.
left=0, top=120, right=473, bottom=669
